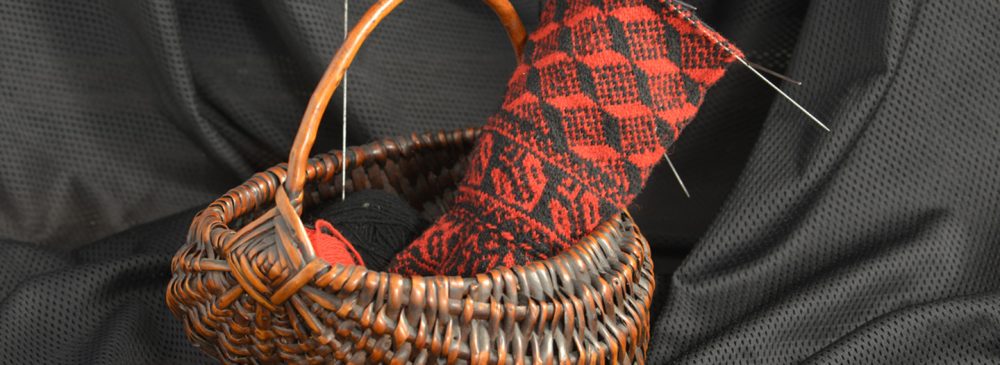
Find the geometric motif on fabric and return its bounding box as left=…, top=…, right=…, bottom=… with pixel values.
left=390, top=0, right=740, bottom=276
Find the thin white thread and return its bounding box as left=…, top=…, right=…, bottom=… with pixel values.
left=340, top=0, right=349, bottom=200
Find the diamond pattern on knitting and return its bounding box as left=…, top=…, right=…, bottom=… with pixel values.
left=390, top=0, right=740, bottom=276
left=538, top=53, right=582, bottom=99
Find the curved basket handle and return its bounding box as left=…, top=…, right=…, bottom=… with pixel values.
left=276, top=0, right=526, bottom=259
left=484, top=0, right=527, bottom=59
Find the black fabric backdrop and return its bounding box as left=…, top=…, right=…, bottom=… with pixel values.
left=1, top=0, right=998, bottom=364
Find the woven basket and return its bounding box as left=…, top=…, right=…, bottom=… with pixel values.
left=166, top=1, right=655, bottom=364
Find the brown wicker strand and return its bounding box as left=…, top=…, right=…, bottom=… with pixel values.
left=168, top=128, right=655, bottom=364
left=167, top=1, right=654, bottom=363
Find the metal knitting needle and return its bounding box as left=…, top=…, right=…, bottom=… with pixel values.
left=655, top=124, right=691, bottom=198
left=684, top=12, right=827, bottom=131
left=747, top=61, right=802, bottom=86
left=664, top=153, right=691, bottom=198
left=340, top=0, right=349, bottom=200
left=674, top=0, right=698, bottom=11
left=735, top=55, right=830, bottom=132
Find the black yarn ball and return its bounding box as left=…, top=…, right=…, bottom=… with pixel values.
left=308, top=190, right=428, bottom=271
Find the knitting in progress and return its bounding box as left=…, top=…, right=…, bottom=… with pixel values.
left=388, top=0, right=741, bottom=276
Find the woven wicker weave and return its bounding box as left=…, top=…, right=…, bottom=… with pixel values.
left=166, top=1, right=655, bottom=363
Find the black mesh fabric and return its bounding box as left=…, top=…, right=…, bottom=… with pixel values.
left=644, top=0, right=1000, bottom=363
left=0, top=0, right=533, bottom=248
left=0, top=209, right=211, bottom=364
left=1, top=0, right=999, bottom=364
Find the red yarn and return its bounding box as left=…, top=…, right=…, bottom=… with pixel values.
left=390, top=0, right=740, bottom=276
left=307, top=219, right=364, bottom=267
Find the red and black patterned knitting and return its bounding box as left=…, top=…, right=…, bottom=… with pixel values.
left=389, top=0, right=742, bottom=276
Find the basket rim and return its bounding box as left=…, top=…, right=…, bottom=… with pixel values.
left=173, top=128, right=655, bottom=363
left=188, top=128, right=645, bottom=282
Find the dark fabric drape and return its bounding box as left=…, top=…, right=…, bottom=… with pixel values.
left=646, top=1, right=1000, bottom=363
left=1, top=0, right=997, bottom=364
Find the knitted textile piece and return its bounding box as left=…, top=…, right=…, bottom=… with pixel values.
left=390, top=0, right=741, bottom=276
left=308, top=220, right=364, bottom=267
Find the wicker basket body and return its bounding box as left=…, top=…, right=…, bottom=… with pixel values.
left=167, top=129, right=655, bottom=364
left=168, top=1, right=655, bottom=363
